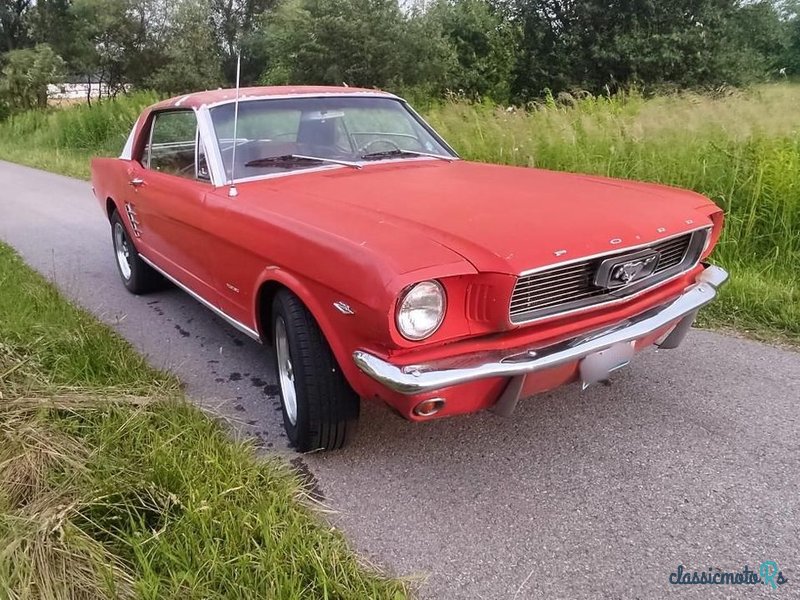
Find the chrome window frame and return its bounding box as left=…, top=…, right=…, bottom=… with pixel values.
left=145, top=113, right=156, bottom=169
left=196, top=104, right=227, bottom=186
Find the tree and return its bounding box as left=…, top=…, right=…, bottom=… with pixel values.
left=258, top=0, right=455, bottom=92
left=508, top=0, right=787, bottom=100
left=0, top=43, right=64, bottom=110
left=261, top=0, right=406, bottom=87
left=425, top=0, right=518, bottom=101
left=397, top=5, right=459, bottom=96
left=210, top=0, right=277, bottom=84
left=727, top=1, right=789, bottom=79
left=787, top=21, right=800, bottom=74
left=0, top=0, right=796, bottom=111
left=70, top=0, right=143, bottom=96
left=783, top=0, right=800, bottom=74
left=0, top=0, right=33, bottom=52
left=149, top=0, right=224, bottom=93
left=29, top=0, right=72, bottom=58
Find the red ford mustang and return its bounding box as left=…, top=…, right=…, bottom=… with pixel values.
left=91, top=86, right=728, bottom=451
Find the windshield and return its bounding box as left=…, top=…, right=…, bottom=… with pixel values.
left=210, top=96, right=453, bottom=179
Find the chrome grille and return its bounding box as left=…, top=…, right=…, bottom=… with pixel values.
left=653, top=235, right=690, bottom=273
left=509, top=229, right=707, bottom=324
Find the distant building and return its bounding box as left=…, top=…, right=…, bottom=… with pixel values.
left=46, top=76, right=131, bottom=103
left=47, top=81, right=110, bottom=101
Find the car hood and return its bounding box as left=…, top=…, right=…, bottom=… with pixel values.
left=248, top=160, right=714, bottom=275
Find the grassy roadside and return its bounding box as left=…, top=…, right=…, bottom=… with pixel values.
left=0, top=242, right=408, bottom=599
left=0, top=85, right=797, bottom=345
left=0, top=91, right=157, bottom=180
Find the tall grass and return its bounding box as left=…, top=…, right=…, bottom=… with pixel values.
left=0, top=91, right=158, bottom=178
left=0, top=85, right=797, bottom=342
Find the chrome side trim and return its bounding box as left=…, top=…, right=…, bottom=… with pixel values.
left=139, top=255, right=261, bottom=342
left=353, top=265, right=728, bottom=395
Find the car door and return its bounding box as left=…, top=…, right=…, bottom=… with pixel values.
left=128, top=109, right=219, bottom=304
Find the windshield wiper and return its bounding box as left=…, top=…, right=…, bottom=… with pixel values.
left=360, top=149, right=455, bottom=162
left=245, top=154, right=361, bottom=169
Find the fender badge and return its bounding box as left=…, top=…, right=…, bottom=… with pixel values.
left=333, top=301, right=355, bottom=315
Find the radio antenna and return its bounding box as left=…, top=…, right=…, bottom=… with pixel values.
left=228, top=52, right=242, bottom=198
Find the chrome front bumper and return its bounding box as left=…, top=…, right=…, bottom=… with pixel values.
left=353, top=265, right=729, bottom=396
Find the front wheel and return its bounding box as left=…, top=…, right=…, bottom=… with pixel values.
left=110, top=210, right=161, bottom=294
left=272, top=290, right=359, bottom=451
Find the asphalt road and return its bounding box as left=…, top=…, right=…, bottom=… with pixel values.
left=1, top=160, right=798, bottom=599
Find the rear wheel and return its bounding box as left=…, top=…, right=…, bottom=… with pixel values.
left=272, top=290, right=360, bottom=451
left=110, top=210, right=161, bottom=294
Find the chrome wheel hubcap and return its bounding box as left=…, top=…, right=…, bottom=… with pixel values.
left=114, top=222, right=132, bottom=280
left=275, top=316, right=298, bottom=426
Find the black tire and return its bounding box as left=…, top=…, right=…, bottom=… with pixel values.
left=110, top=210, right=161, bottom=294
left=271, top=289, right=360, bottom=451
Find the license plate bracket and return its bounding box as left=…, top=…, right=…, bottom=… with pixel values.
left=579, top=341, right=636, bottom=389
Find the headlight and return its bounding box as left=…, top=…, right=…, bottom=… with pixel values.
left=396, top=280, right=446, bottom=341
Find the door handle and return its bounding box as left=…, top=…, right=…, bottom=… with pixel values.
left=129, top=178, right=145, bottom=188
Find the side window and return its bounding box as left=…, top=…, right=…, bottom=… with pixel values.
left=144, top=111, right=201, bottom=179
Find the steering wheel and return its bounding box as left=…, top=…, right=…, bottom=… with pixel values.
left=358, top=138, right=402, bottom=154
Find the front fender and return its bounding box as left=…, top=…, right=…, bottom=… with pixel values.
left=252, top=266, right=386, bottom=398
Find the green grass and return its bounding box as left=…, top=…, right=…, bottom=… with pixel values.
left=0, top=84, right=797, bottom=344
left=0, top=243, right=409, bottom=599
